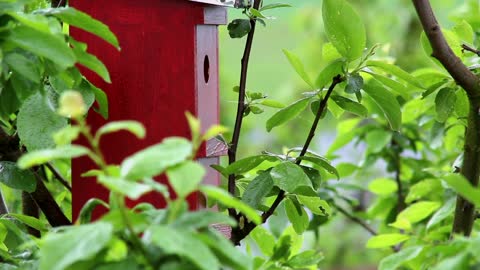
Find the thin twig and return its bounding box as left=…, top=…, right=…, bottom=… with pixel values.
left=227, top=0, right=262, bottom=215
left=462, top=44, right=480, bottom=57
left=230, top=75, right=344, bottom=245
left=334, top=204, right=377, bottom=236
left=335, top=204, right=400, bottom=252
left=262, top=75, right=344, bottom=222
left=45, top=162, right=72, bottom=192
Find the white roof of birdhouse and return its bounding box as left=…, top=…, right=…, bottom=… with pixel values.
left=188, top=0, right=249, bottom=7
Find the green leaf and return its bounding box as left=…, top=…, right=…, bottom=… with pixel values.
left=259, top=99, right=286, bottom=108
left=283, top=49, right=314, bottom=88
left=70, top=38, right=111, bottom=83
left=5, top=53, right=41, bottom=82
left=378, top=246, right=423, bottom=270
left=432, top=253, right=469, bottom=270
left=368, top=72, right=411, bottom=95
left=172, top=211, right=237, bottom=230
left=406, top=179, right=442, bottom=203
left=452, top=20, right=474, bottom=44
left=435, top=88, right=456, bottom=122
left=270, top=162, right=312, bottom=193
left=296, top=156, right=339, bottom=179
left=0, top=161, right=36, bottom=192
left=249, top=105, right=264, bottom=114
left=17, top=93, right=68, bottom=151
left=196, top=229, right=252, bottom=270
left=287, top=250, right=324, bottom=268
left=149, top=226, right=219, bottom=270
left=95, top=121, right=146, bottom=141
left=9, top=26, right=75, bottom=69
left=78, top=198, right=110, bottom=224
left=427, top=198, right=456, bottom=230
left=331, top=95, right=367, bottom=117
left=39, top=222, right=113, bottom=270
left=41, top=7, right=119, bottom=49
left=297, top=195, right=331, bottom=216
left=366, top=233, right=410, bottom=249
left=78, top=198, right=109, bottom=224
left=455, top=89, right=469, bottom=118
left=202, top=125, right=228, bottom=140
left=365, top=129, right=392, bottom=153
left=345, top=73, right=364, bottom=94
left=266, top=97, right=311, bottom=132
left=315, top=59, right=345, bottom=88
left=225, top=155, right=273, bottom=175
left=121, top=137, right=192, bottom=180
left=250, top=226, right=275, bottom=256
left=18, top=145, right=90, bottom=169
left=322, top=0, right=366, bottom=60
left=362, top=80, right=402, bottom=131
left=54, top=126, right=81, bottom=146
left=227, top=19, right=251, bottom=38
left=242, top=171, right=274, bottom=208
left=260, top=3, right=291, bottom=12
left=368, top=178, right=397, bottom=196
left=8, top=213, right=47, bottom=232
left=167, top=161, right=205, bottom=198
left=98, top=176, right=153, bottom=200
left=442, top=173, right=480, bottom=207
left=396, top=201, right=442, bottom=224
left=79, top=79, right=108, bottom=119
left=366, top=60, right=424, bottom=89
left=285, top=197, right=309, bottom=234
left=200, top=185, right=262, bottom=225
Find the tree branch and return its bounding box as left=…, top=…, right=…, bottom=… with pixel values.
left=30, top=172, right=71, bottom=227
left=412, top=0, right=480, bottom=236
left=334, top=204, right=377, bottom=236
left=262, top=75, right=344, bottom=222
left=412, top=0, right=480, bottom=100
left=227, top=0, right=262, bottom=216
left=230, top=75, right=344, bottom=245
left=462, top=44, right=480, bottom=57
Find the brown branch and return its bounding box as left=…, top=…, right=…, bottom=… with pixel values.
left=412, top=0, right=480, bottom=236
left=30, top=172, right=71, bottom=227
left=45, top=162, right=72, bottom=192
left=230, top=75, right=344, bottom=245
left=22, top=192, right=40, bottom=237
left=412, top=0, right=480, bottom=100
left=462, top=44, right=480, bottom=57
left=227, top=0, right=262, bottom=215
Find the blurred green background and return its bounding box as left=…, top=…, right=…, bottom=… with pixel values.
left=218, top=0, right=464, bottom=269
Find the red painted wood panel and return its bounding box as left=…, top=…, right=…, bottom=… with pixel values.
left=70, top=0, right=224, bottom=220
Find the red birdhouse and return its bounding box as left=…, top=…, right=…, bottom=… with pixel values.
left=70, top=0, right=231, bottom=220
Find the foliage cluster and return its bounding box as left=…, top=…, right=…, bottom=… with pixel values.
left=1, top=0, right=480, bottom=270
